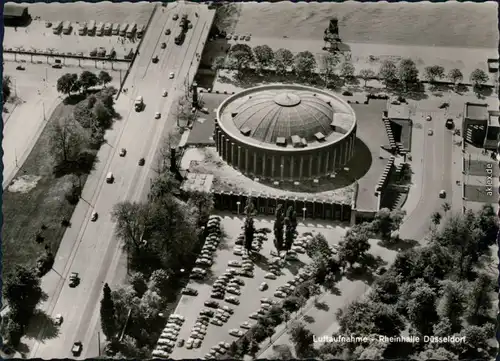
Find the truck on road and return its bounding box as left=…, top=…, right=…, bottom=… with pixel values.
left=174, top=28, right=185, bottom=45
left=135, top=96, right=144, bottom=111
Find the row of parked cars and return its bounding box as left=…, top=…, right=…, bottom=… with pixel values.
left=190, top=215, right=222, bottom=280
left=226, top=33, right=252, bottom=42
left=152, top=314, right=185, bottom=359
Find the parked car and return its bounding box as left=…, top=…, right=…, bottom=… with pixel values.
left=204, top=300, right=219, bottom=308
left=152, top=55, right=159, bottom=63
left=224, top=296, right=240, bottom=305
left=16, top=65, right=25, bottom=71
left=229, top=329, right=244, bottom=337
left=428, top=129, right=434, bottom=136
left=52, top=63, right=63, bottom=69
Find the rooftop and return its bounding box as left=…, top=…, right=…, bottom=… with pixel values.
left=217, top=84, right=356, bottom=151
left=465, top=102, right=488, bottom=120
left=387, top=103, right=411, bottom=120
left=180, top=173, right=214, bottom=193
left=4, top=4, right=28, bottom=17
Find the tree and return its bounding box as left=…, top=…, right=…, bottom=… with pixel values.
left=1, top=313, right=23, bottom=347
left=306, top=233, right=332, bottom=260
left=211, top=55, right=227, bottom=71
left=243, top=198, right=256, bottom=253
left=228, top=341, right=240, bottom=358
left=378, top=60, right=398, bottom=87
left=289, top=322, right=314, bottom=358
left=148, top=269, right=171, bottom=294
left=49, top=117, right=84, bottom=164
left=371, top=208, right=406, bottom=240
left=424, top=65, right=445, bottom=83
left=436, top=280, right=466, bottom=330
left=293, top=51, right=317, bottom=78
left=454, top=323, right=495, bottom=358
left=283, top=206, right=297, bottom=251
left=229, top=43, right=254, bottom=71
left=337, top=230, right=370, bottom=267
left=273, top=48, right=294, bottom=74
left=319, top=53, right=340, bottom=86
left=340, top=61, right=355, bottom=81
left=442, top=202, right=451, bottom=213
left=111, top=201, right=151, bottom=252
left=3, top=75, right=12, bottom=100
left=129, top=272, right=148, bottom=297
left=187, top=191, right=214, bottom=226
left=79, top=70, right=99, bottom=92
left=398, top=58, right=419, bottom=91
left=448, top=68, right=463, bottom=86
left=98, top=70, right=113, bottom=87
left=149, top=172, right=180, bottom=200
left=253, top=45, right=274, bottom=67
left=469, top=68, right=489, bottom=89
left=273, top=204, right=285, bottom=253
left=100, top=283, right=118, bottom=340
left=56, top=73, right=78, bottom=96
left=4, top=266, right=43, bottom=326
left=271, top=344, right=293, bottom=360
left=466, top=273, right=493, bottom=320
left=93, top=100, right=113, bottom=129
left=249, top=341, right=260, bottom=356
left=336, top=300, right=404, bottom=337
left=368, top=271, right=401, bottom=305
left=403, top=279, right=439, bottom=335
left=431, top=211, right=442, bottom=227
left=359, top=68, right=376, bottom=87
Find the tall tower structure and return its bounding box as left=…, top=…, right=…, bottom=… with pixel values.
left=324, top=18, right=342, bottom=52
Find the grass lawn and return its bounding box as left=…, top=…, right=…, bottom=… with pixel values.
left=2, top=99, right=89, bottom=280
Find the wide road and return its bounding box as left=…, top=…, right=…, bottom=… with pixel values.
left=29, top=3, right=214, bottom=358
left=399, top=108, right=453, bottom=241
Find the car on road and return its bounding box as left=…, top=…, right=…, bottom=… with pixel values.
left=427, top=129, right=434, bottom=136
left=91, top=211, right=98, bottom=222
left=445, top=118, right=454, bottom=129
left=162, top=89, right=168, bottom=97
left=426, top=115, right=432, bottom=121
left=439, top=190, right=446, bottom=198
left=161, top=42, right=167, bottom=49
left=181, top=287, right=198, bottom=296
left=233, top=34, right=239, bottom=40
left=259, top=282, right=268, bottom=291
left=224, top=296, right=240, bottom=305
left=69, top=272, right=80, bottom=288
left=169, top=72, right=175, bottom=79
left=173, top=14, right=179, bottom=20
left=138, top=158, right=145, bottom=166
left=106, top=172, right=114, bottom=183
left=119, top=148, right=126, bottom=157
left=165, top=29, right=171, bottom=35
left=204, top=300, right=219, bottom=308
left=229, top=329, right=244, bottom=337
left=52, top=63, right=63, bottom=69
left=72, top=341, right=83, bottom=356
left=16, top=65, right=25, bottom=71
left=152, top=55, right=159, bottom=63
left=54, top=314, right=63, bottom=325
left=155, top=112, right=161, bottom=119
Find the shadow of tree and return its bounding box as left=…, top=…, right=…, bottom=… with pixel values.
left=303, top=315, right=315, bottom=324
left=53, top=152, right=97, bottom=178
left=378, top=237, right=418, bottom=251
left=191, top=268, right=217, bottom=285
left=17, top=342, right=30, bottom=358
left=344, top=265, right=375, bottom=285
left=252, top=252, right=273, bottom=273
left=284, top=259, right=306, bottom=276
left=314, top=300, right=330, bottom=311
left=24, top=309, right=60, bottom=341
left=217, top=227, right=232, bottom=251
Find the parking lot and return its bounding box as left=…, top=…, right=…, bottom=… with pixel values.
left=4, top=20, right=140, bottom=60
left=162, top=214, right=346, bottom=359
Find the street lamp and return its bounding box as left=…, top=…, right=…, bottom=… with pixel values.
left=302, top=207, right=306, bottom=221
left=236, top=201, right=241, bottom=215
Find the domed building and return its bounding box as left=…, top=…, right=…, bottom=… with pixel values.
left=214, top=84, right=357, bottom=181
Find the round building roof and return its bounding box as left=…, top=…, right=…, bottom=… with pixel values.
left=217, top=85, right=356, bottom=151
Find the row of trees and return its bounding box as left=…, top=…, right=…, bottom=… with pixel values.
left=321, top=204, right=497, bottom=360
left=56, top=70, right=112, bottom=97
left=213, top=44, right=492, bottom=92
left=106, top=144, right=215, bottom=355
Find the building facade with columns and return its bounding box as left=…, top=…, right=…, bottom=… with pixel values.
left=214, top=84, right=357, bottom=181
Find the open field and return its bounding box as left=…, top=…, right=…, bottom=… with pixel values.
left=18, top=1, right=154, bottom=25
left=229, top=2, right=498, bottom=48
left=2, top=100, right=81, bottom=280
left=4, top=20, right=139, bottom=60
left=169, top=214, right=347, bottom=359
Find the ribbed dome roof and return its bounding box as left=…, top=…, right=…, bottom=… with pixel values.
left=230, top=90, right=335, bottom=144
